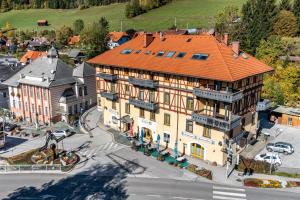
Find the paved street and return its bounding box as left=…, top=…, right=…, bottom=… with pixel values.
left=1, top=108, right=300, bottom=199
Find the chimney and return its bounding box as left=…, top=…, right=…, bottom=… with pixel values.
left=144, top=33, right=153, bottom=48
left=232, top=41, right=240, bottom=55
left=223, top=33, right=228, bottom=45
left=160, top=32, right=164, bottom=41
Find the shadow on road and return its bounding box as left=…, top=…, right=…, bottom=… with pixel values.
left=0, top=136, right=28, bottom=153
left=3, top=164, right=129, bottom=200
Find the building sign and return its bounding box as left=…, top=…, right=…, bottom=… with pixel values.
left=181, top=131, right=215, bottom=144
left=138, top=117, right=157, bottom=133
left=109, top=108, right=119, bottom=124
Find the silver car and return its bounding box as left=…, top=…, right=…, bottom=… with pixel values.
left=266, top=142, right=294, bottom=155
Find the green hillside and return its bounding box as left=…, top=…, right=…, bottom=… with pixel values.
left=0, top=0, right=246, bottom=32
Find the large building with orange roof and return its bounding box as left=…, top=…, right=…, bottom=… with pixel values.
left=88, top=32, right=273, bottom=165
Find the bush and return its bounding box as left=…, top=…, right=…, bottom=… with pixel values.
left=157, top=154, right=165, bottom=161
left=196, top=168, right=213, bottom=180
left=238, top=156, right=276, bottom=174
left=187, top=164, right=197, bottom=173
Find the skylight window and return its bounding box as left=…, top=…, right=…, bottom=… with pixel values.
left=121, top=49, right=132, bottom=55
left=191, top=53, right=209, bottom=60
left=145, top=50, right=151, bottom=55
left=135, top=50, right=141, bottom=54
left=176, top=52, right=186, bottom=58
left=156, top=51, right=164, bottom=57
left=166, top=51, right=176, bottom=58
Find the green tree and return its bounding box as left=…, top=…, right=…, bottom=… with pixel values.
left=293, top=0, right=300, bottom=33
left=56, top=25, right=73, bottom=45
left=73, top=19, right=85, bottom=35
left=214, top=6, right=240, bottom=41
left=273, top=10, right=297, bottom=37
left=256, top=36, right=285, bottom=65
left=81, top=17, right=109, bottom=58
left=279, top=0, right=292, bottom=11
left=1, top=0, right=9, bottom=12
left=239, top=0, right=278, bottom=55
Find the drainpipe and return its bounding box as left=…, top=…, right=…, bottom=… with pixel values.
left=176, top=76, right=179, bottom=154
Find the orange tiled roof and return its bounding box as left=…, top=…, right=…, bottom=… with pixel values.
left=20, top=51, right=47, bottom=63
left=109, top=32, right=128, bottom=42
left=68, top=35, right=80, bottom=45
left=88, top=33, right=273, bottom=82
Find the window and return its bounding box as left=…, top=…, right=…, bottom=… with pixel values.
left=288, top=117, right=293, bottom=126
left=43, top=89, right=47, bottom=100
left=85, top=101, right=88, bottom=109
left=186, top=120, right=193, bottom=133
left=84, top=86, right=88, bottom=95
left=156, top=51, right=164, bottom=57
left=164, top=113, right=170, bottom=126
left=121, top=49, right=132, bottom=54
left=68, top=106, right=72, bottom=115
left=203, top=126, right=211, bottom=138
left=112, top=102, right=116, bottom=110
left=22, top=86, right=27, bottom=96
left=138, top=89, right=144, bottom=100
left=74, top=104, right=78, bottom=114
left=164, top=75, right=170, bottom=82
left=25, top=102, right=28, bottom=112
left=79, top=87, right=83, bottom=96
left=31, top=104, right=35, bottom=113
left=251, top=113, right=256, bottom=125
left=30, top=86, right=33, bottom=97
left=36, top=88, right=40, bottom=99
left=38, top=105, right=41, bottom=115
left=111, top=83, right=116, bottom=93
left=125, top=103, right=130, bottom=114
left=166, top=51, right=176, bottom=58
left=149, top=90, right=155, bottom=102
left=80, top=103, right=83, bottom=111
left=124, top=69, right=129, bottom=75
left=186, top=97, right=194, bottom=111
left=18, top=101, right=22, bottom=109
left=163, top=132, right=170, bottom=143
left=150, top=112, right=155, bottom=121
left=125, top=85, right=130, bottom=95
left=191, top=53, right=209, bottom=60
left=176, top=52, right=186, bottom=58
left=3, top=92, right=6, bottom=98
left=187, top=77, right=194, bottom=86
left=145, top=50, right=151, bottom=55
left=163, top=92, right=170, bottom=105
left=45, top=106, right=48, bottom=116
left=135, top=50, right=141, bottom=54
left=140, top=108, right=145, bottom=118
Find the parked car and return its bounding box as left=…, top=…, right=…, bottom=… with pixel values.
left=266, top=142, right=294, bottom=155
left=255, top=153, right=282, bottom=166
left=52, top=129, right=71, bottom=138
left=4, top=123, right=17, bottom=132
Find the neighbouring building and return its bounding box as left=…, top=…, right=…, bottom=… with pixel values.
left=68, top=49, right=86, bottom=63
left=37, top=20, right=48, bottom=26
left=89, top=32, right=273, bottom=166
left=20, top=50, right=47, bottom=66
left=108, top=32, right=131, bottom=49
left=68, top=36, right=81, bottom=46
left=270, top=106, right=300, bottom=127
left=3, top=47, right=96, bottom=125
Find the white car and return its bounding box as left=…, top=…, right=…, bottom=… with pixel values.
left=255, top=153, right=282, bottom=166
left=52, top=129, right=71, bottom=138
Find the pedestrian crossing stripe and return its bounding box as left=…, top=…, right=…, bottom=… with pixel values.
left=213, top=186, right=247, bottom=200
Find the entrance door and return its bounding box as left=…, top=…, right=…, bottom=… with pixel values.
left=191, top=143, right=205, bottom=159
left=144, top=128, right=152, bottom=140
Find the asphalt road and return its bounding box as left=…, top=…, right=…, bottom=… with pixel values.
left=0, top=174, right=299, bottom=200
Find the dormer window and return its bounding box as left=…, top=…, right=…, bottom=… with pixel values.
left=156, top=51, right=164, bottom=57
left=166, top=51, right=176, bottom=58
left=121, top=49, right=132, bottom=55
left=176, top=52, right=186, bottom=58
left=191, top=53, right=209, bottom=60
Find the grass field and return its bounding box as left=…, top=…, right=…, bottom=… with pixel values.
left=0, top=0, right=246, bottom=32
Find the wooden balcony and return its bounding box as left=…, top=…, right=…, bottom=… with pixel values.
left=129, top=98, right=159, bottom=111
left=100, top=91, right=118, bottom=101
left=97, top=73, right=118, bottom=81
left=193, top=88, right=243, bottom=103
left=128, top=77, right=159, bottom=88
left=192, top=109, right=241, bottom=132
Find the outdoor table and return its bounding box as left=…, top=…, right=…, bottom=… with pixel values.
left=160, top=149, right=169, bottom=156
left=176, top=156, right=186, bottom=162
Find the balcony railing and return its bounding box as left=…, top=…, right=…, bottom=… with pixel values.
left=193, top=88, right=243, bottom=103
left=128, top=77, right=159, bottom=88
left=129, top=98, right=159, bottom=111
left=256, top=99, right=272, bottom=111
left=192, top=109, right=241, bottom=132
left=97, top=73, right=118, bottom=81
left=100, top=91, right=118, bottom=101
left=59, top=95, right=77, bottom=103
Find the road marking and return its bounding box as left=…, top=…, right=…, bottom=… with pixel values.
left=213, top=191, right=246, bottom=197
left=146, top=194, right=162, bottom=197
left=172, top=197, right=206, bottom=200
left=213, top=195, right=246, bottom=200
left=213, top=186, right=245, bottom=192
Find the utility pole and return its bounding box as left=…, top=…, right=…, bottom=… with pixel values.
left=120, top=20, right=123, bottom=32
left=174, top=17, right=177, bottom=27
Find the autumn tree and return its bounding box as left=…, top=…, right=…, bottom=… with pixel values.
left=56, top=26, right=73, bottom=45
left=273, top=10, right=297, bottom=37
